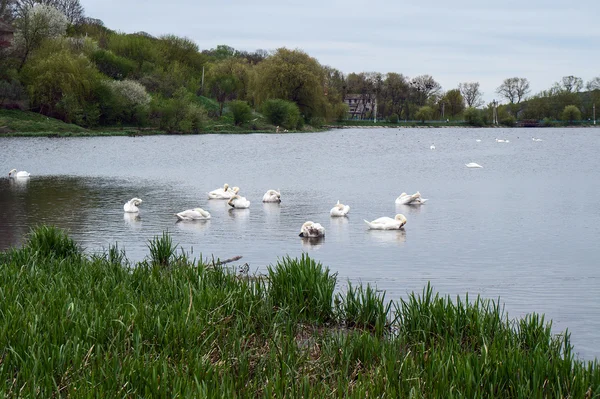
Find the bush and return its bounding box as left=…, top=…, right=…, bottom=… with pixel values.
left=463, top=107, right=484, bottom=126
left=227, top=100, right=252, bottom=125
left=151, top=88, right=207, bottom=133
left=499, top=115, right=516, bottom=127
left=261, top=99, right=301, bottom=130
left=0, top=79, right=28, bottom=107
left=562, top=105, right=581, bottom=124
left=332, top=102, right=349, bottom=122
left=90, top=49, right=136, bottom=79
left=388, top=113, right=399, bottom=123
left=541, top=117, right=556, bottom=127
left=308, top=116, right=325, bottom=128
left=415, top=106, right=433, bottom=123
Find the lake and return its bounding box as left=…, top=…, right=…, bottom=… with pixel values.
left=1, top=127, right=599, bottom=360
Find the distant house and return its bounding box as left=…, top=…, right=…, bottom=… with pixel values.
left=343, top=94, right=376, bottom=119
left=0, top=20, right=15, bottom=48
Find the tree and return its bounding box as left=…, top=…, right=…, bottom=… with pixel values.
left=13, top=4, right=67, bottom=69
left=441, top=89, right=465, bottom=117
left=381, top=72, right=410, bottom=119
left=458, top=82, right=484, bottom=107
left=415, top=105, right=433, bottom=123
left=252, top=48, right=326, bottom=119
left=562, top=105, right=581, bottom=124
left=409, top=75, right=441, bottom=106
left=463, top=107, right=484, bottom=126
left=13, top=0, right=84, bottom=24
left=206, top=57, right=249, bottom=116
left=496, top=77, right=530, bottom=103
left=227, top=100, right=252, bottom=126
left=553, top=76, right=583, bottom=93
left=586, top=77, right=600, bottom=91
left=261, top=99, right=301, bottom=130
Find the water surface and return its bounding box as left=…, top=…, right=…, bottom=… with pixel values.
left=1, top=128, right=599, bottom=359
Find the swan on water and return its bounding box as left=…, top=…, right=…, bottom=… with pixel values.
left=395, top=192, right=428, bottom=205
left=8, top=169, right=30, bottom=178
left=175, top=208, right=211, bottom=220
left=532, top=137, right=543, bottom=142
left=330, top=200, right=350, bottom=217
left=123, top=198, right=143, bottom=213
left=208, top=184, right=240, bottom=199
left=495, top=138, right=510, bottom=143
left=476, top=139, right=481, bottom=142
left=299, top=221, right=325, bottom=238
left=465, top=162, right=483, bottom=168
left=364, top=214, right=407, bottom=230
left=228, top=194, right=250, bottom=209
left=430, top=144, right=436, bottom=150
left=262, top=189, right=281, bottom=203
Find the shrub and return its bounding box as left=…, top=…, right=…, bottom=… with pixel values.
left=415, top=106, right=433, bottom=123
left=463, top=107, right=484, bottom=126
left=151, top=88, right=207, bottom=133
left=388, top=113, right=399, bottom=123
left=541, top=117, right=556, bottom=127
left=332, top=102, right=349, bottom=122
left=308, top=116, right=325, bottom=128
left=0, top=79, right=28, bottom=107
left=90, top=49, right=136, bottom=79
left=499, top=115, right=516, bottom=127
left=562, top=105, right=581, bottom=124
left=261, top=99, right=301, bottom=130
left=227, top=100, right=252, bottom=125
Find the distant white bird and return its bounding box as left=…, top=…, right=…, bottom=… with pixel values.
left=395, top=192, right=428, bottom=205
left=208, top=184, right=239, bottom=199
left=476, top=139, right=481, bottom=142
left=299, top=221, right=325, bottom=238
left=430, top=144, right=436, bottom=150
left=262, top=189, right=281, bottom=203
left=364, top=214, right=407, bottom=230
left=175, top=208, right=211, bottom=220
left=330, top=200, right=350, bottom=217
left=8, top=169, right=30, bottom=178
left=123, top=198, right=143, bottom=213
left=532, top=137, right=543, bottom=142
left=495, top=138, right=509, bottom=143
left=465, top=162, right=483, bottom=168
left=228, top=194, right=250, bottom=209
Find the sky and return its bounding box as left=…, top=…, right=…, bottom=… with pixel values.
left=80, top=0, right=599, bottom=103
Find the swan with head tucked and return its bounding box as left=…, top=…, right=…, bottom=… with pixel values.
left=395, top=192, right=428, bottom=205
left=175, top=208, right=211, bottom=220
left=330, top=200, right=350, bottom=217
left=262, top=189, right=281, bottom=203
left=430, top=144, right=436, bottom=150
left=299, top=221, right=325, bottom=238
left=208, top=184, right=240, bottom=199
left=228, top=194, right=250, bottom=209
left=123, top=198, right=143, bottom=213
left=465, top=162, right=483, bottom=168
left=364, top=214, right=407, bottom=230
left=532, top=137, right=543, bottom=142
left=9, top=169, right=30, bottom=178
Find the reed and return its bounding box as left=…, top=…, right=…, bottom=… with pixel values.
left=147, top=230, right=178, bottom=267
left=0, top=226, right=598, bottom=397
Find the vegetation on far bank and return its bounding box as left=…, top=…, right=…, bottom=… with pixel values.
left=0, top=225, right=598, bottom=397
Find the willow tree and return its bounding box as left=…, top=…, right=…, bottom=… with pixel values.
left=251, top=48, right=326, bottom=119
left=206, top=57, right=250, bottom=116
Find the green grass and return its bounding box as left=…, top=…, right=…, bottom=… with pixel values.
left=0, top=109, right=87, bottom=133
left=0, top=226, right=598, bottom=397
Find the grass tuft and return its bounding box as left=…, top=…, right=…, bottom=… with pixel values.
left=25, top=225, right=80, bottom=259
left=147, top=231, right=177, bottom=267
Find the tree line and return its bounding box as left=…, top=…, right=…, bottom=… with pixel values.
left=1, top=1, right=598, bottom=131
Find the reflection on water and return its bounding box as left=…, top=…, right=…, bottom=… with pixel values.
left=301, top=236, right=325, bottom=250
left=1, top=129, right=600, bottom=360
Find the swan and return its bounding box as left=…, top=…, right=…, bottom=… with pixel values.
left=262, top=189, right=281, bottom=203
left=465, top=162, right=483, bottom=168
left=208, top=184, right=240, bottom=199
left=8, top=169, right=30, bottom=178
left=476, top=139, right=481, bottom=142
left=364, top=214, right=407, bottom=230
left=228, top=194, right=250, bottom=209
left=299, top=221, right=325, bottom=238
left=395, top=192, right=428, bottom=205
left=123, top=198, right=143, bottom=213
left=175, top=208, right=211, bottom=220
left=495, top=138, right=509, bottom=143
left=532, top=137, right=543, bottom=142
left=430, top=144, right=436, bottom=150
left=330, top=200, right=350, bottom=217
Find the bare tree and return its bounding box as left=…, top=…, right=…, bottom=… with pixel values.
left=587, top=77, right=600, bottom=91
left=409, top=74, right=441, bottom=106
left=553, top=75, right=583, bottom=93
left=496, top=77, right=530, bottom=103
left=458, top=82, right=484, bottom=107
left=13, top=0, right=83, bottom=24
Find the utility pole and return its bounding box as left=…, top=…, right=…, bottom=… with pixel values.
left=373, top=98, right=377, bottom=123
left=200, top=66, right=205, bottom=95
left=441, top=102, right=445, bottom=119
left=492, top=100, right=498, bottom=125
left=594, top=103, right=596, bottom=125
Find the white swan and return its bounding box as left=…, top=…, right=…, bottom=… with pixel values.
left=476, top=139, right=481, bottom=142
left=208, top=184, right=240, bottom=199
left=175, top=208, right=211, bottom=220
left=395, top=192, right=428, bottom=205
left=299, top=221, right=325, bottom=238
left=430, top=144, right=436, bottom=150
left=228, top=194, right=250, bottom=209
left=123, top=198, right=143, bottom=213
left=8, top=169, right=30, bottom=178
left=495, top=138, right=510, bottom=143
left=532, top=137, right=543, bottom=142
left=262, top=189, right=281, bottom=203
left=330, top=200, right=350, bottom=217
left=465, top=162, right=483, bottom=168
left=364, top=214, right=407, bottom=230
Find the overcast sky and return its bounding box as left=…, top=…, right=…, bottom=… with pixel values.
left=80, top=0, right=599, bottom=103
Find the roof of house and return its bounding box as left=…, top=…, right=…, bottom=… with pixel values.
left=0, top=20, right=15, bottom=33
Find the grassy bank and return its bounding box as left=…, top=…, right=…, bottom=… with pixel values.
left=0, top=226, right=598, bottom=397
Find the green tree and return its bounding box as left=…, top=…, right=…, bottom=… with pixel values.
left=415, top=106, right=433, bottom=123
left=441, top=89, right=465, bottom=117
left=252, top=48, right=326, bottom=119
left=463, top=107, right=484, bottom=126
left=562, top=105, right=581, bottom=124
left=206, top=57, right=249, bottom=115
left=227, top=100, right=252, bottom=126
left=261, top=98, right=301, bottom=130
